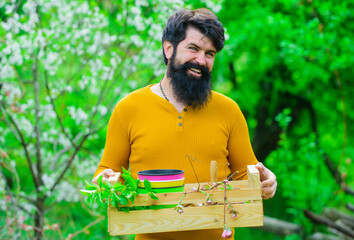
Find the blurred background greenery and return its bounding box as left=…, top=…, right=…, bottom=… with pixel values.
left=0, top=0, right=353, bottom=239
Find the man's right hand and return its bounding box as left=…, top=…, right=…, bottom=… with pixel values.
left=92, top=168, right=116, bottom=185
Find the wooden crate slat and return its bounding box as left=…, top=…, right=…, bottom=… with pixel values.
left=125, top=187, right=261, bottom=207
left=184, top=180, right=249, bottom=191
left=108, top=202, right=263, bottom=235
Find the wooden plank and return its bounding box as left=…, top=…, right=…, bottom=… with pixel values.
left=108, top=202, right=263, bottom=235
left=184, top=180, right=248, bottom=191
left=126, top=188, right=261, bottom=207
left=107, top=206, right=111, bottom=233
left=247, top=165, right=261, bottom=192
left=210, top=161, right=218, bottom=182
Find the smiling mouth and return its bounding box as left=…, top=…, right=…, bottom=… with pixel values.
left=189, top=68, right=201, bottom=74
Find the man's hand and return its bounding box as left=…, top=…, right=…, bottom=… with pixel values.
left=92, top=168, right=116, bottom=185
left=255, top=162, right=277, bottom=200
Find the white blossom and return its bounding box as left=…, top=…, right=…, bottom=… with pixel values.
left=0, top=64, right=15, bottom=79
left=129, top=81, right=137, bottom=89
left=18, top=117, right=34, bottom=136
left=46, top=51, right=59, bottom=65
left=114, top=87, right=121, bottom=94
left=98, top=105, right=107, bottom=116
left=78, top=75, right=90, bottom=90
left=131, top=35, right=144, bottom=47
left=41, top=105, right=56, bottom=122
left=66, top=86, right=73, bottom=93
left=68, top=106, right=88, bottom=125
left=42, top=173, right=55, bottom=189
left=1, top=83, right=22, bottom=104
left=56, top=181, right=79, bottom=202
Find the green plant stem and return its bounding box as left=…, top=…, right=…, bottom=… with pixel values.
left=178, top=193, right=187, bottom=205
left=224, top=182, right=226, bottom=225
left=186, top=155, right=200, bottom=189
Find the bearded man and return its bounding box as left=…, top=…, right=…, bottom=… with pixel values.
left=93, top=8, right=277, bottom=240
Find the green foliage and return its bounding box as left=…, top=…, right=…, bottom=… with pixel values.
left=80, top=167, right=158, bottom=212
left=266, top=133, right=340, bottom=233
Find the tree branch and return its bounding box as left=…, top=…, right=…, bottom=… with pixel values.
left=69, top=215, right=105, bottom=239
left=44, top=70, right=75, bottom=147
left=346, top=203, right=354, bottom=213
left=50, top=133, right=84, bottom=170
left=323, top=208, right=354, bottom=225
left=307, top=232, right=344, bottom=240
left=49, top=133, right=89, bottom=192
left=259, top=216, right=303, bottom=236
left=304, top=210, right=354, bottom=238
left=0, top=101, right=39, bottom=188
left=32, top=52, right=44, bottom=189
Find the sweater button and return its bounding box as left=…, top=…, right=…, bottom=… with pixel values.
left=178, top=116, right=182, bottom=119
left=179, top=123, right=182, bottom=126
left=183, top=108, right=187, bottom=112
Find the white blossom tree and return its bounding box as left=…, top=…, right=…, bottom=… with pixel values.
left=0, top=0, right=184, bottom=239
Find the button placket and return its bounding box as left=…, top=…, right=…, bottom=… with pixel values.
left=178, top=111, right=185, bottom=127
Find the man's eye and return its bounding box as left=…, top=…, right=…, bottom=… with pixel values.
left=206, top=52, right=214, bottom=57
left=189, top=47, right=197, bottom=51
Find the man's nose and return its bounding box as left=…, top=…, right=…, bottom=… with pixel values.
left=195, top=52, right=206, bottom=66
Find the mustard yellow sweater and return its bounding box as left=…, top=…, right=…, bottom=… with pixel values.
left=94, top=85, right=258, bottom=239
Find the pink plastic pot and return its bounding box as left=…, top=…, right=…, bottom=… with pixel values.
left=137, top=169, right=184, bottom=181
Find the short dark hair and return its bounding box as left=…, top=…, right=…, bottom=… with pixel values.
left=162, top=8, right=225, bottom=65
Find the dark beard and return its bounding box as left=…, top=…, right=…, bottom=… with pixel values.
left=167, top=55, right=212, bottom=109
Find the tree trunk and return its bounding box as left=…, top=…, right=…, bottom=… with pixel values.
left=34, top=196, right=45, bottom=240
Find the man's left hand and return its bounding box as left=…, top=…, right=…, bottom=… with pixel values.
left=255, top=162, right=277, bottom=199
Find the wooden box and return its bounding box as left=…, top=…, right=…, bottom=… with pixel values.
left=107, top=165, right=263, bottom=236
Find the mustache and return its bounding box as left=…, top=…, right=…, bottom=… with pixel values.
left=171, top=61, right=210, bottom=79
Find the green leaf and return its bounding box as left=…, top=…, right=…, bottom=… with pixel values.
left=97, top=175, right=103, bottom=186
left=84, top=180, right=99, bottom=190
left=113, top=182, right=124, bottom=191
left=98, top=192, right=104, bottom=206
left=122, top=167, right=138, bottom=190
left=112, top=191, right=120, bottom=200
left=125, top=191, right=133, bottom=199
left=110, top=197, right=117, bottom=208
left=92, top=194, right=99, bottom=205
left=102, top=190, right=110, bottom=201
left=87, top=193, right=94, bottom=204
left=144, top=179, right=152, bottom=191
left=130, top=194, right=136, bottom=204
left=119, top=197, right=128, bottom=206
left=80, top=189, right=96, bottom=196
left=104, top=180, right=113, bottom=189
left=149, top=192, right=159, bottom=200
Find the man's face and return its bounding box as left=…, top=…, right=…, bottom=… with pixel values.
left=166, top=27, right=217, bottom=109
left=172, top=27, right=216, bottom=74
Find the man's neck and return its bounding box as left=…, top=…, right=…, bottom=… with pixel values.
left=160, top=76, right=173, bottom=101
left=150, top=75, right=187, bottom=113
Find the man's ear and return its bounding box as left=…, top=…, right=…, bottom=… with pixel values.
left=163, top=40, right=174, bottom=61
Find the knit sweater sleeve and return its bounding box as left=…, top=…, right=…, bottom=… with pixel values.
left=227, top=103, right=258, bottom=180
left=93, top=102, right=130, bottom=178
